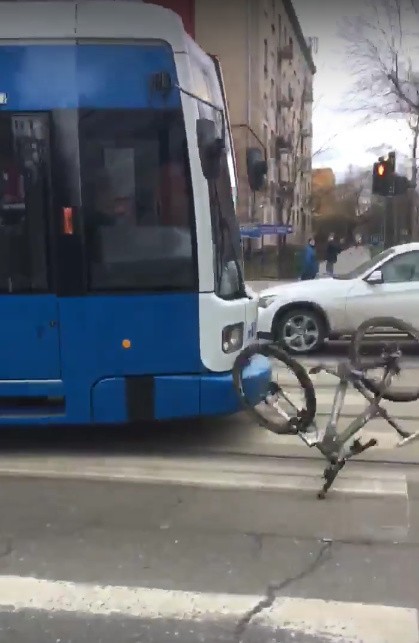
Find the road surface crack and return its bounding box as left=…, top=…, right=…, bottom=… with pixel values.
left=234, top=539, right=333, bottom=642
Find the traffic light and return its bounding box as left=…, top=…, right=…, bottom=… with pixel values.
left=372, top=159, right=392, bottom=196
left=388, top=151, right=396, bottom=172
left=394, top=174, right=411, bottom=196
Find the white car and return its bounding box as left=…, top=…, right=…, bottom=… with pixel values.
left=257, top=242, right=419, bottom=354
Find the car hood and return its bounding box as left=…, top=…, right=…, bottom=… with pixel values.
left=259, top=276, right=350, bottom=300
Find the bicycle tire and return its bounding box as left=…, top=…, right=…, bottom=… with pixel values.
left=232, top=342, right=316, bottom=434
left=349, top=316, right=419, bottom=403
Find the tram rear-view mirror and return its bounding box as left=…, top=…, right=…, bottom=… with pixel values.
left=196, top=118, right=224, bottom=180
left=246, top=147, right=267, bottom=192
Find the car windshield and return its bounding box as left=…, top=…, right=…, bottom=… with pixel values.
left=332, top=248, right=396, bottom=280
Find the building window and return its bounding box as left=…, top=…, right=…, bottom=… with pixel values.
left=264, top=39, right=268, bottom=75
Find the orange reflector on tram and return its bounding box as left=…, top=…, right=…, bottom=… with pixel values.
left=63, top=207, right=74, bottom=235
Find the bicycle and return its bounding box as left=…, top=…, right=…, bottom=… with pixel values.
left=233, top=316, right=419, bottom=499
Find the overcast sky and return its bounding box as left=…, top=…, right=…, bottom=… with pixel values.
left=292, top=0, right=417, bottom=179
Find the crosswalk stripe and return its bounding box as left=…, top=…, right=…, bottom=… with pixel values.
left=260, top=597, right=418, bottom=642
left=314, top=394, right=419, bottom=419
left=269, top=367, right=419, bottom=418
left=0, top=455, right=407, bottom=496
left=249, top=425, right=401, bottom=451
left=0, top=575, right=416, bottom=642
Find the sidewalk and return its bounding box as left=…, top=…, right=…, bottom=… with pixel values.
left=246, top=245, right=372, bottom=293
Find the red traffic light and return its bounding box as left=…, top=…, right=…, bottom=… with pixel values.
left=372, top=160, right=391, bottom=195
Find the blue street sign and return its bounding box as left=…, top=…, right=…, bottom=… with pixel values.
left=240, top=226, right=261, bottom=238
left=258, top=224, right=293, bottom=235
left=240, top=224, right=293, bottom=238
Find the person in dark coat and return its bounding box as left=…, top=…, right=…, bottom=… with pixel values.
left=325, top=233, right=341, bottom=276
left=300, top=237, right=318, bottom=280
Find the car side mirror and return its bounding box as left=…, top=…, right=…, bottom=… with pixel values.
left=196, top=118, right=224, bottom=180
left=246, top=147, right=267, bottom=192
left=366, top=269, right=383, bottom=285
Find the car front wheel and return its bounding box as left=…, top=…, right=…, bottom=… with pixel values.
left=274, top=307, right=326, bottom=355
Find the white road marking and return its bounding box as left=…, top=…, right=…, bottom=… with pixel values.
left=0, top=575, right=417, bottom=642
left=0, top=454, right=407, bottom=496
left=270, top=371, right=419, bottom=418
left=261, top=597, right=419, bottom=643
left=247, top=425, right=400, bottom=451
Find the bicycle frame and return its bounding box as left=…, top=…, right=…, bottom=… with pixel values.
left=305, top=362, right=408, bottom=458
left=284, top=360, right=419, bottom=498
left=235, top=336, right=419, bottom=498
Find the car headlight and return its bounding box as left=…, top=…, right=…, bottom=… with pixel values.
left=258, top=295, right=277, bottom=309
left=222, top=322, right=244, bottom=353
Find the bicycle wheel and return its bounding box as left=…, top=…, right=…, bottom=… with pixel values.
left=349, top=316, right=419, bottom=402
left=232, top=342, right=316, bottom=434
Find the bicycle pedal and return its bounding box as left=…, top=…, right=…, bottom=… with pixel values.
left=397, top=431, right=419, bottom=447
left=298, top=426, right=319, bottom=447
left=350, top=438, right=377, bottom=455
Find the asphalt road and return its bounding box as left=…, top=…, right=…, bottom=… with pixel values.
left=0, top=338, right=417, bottom=641
left=0, top=469, right=418, bottom=642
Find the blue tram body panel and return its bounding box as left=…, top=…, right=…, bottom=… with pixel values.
left=58, top=294, right=202, bottom=424
left=0, top=42, right=271, bottom=425
left=0, top=44, right=181, bottom=110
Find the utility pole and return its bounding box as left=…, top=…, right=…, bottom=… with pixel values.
left=385, top=196, right=394, bottom=248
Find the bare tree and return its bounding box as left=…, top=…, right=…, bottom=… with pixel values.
left=277, top=87, right=354, bottom=239
left=340, top=0, right=419, bottom=238
left=341, top=0, right=419, bottom=122
left=408, top=114, right=419, bottom=187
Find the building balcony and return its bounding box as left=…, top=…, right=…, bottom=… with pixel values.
left=275, top=135, right=292, bottom=159
left=303, top=88, right=313, bottom=102
left=277, top=44, right=293, bottom=63
left=300, top=158, right=312, bottom=173
left=267, top=158, right=278, bottom=181
left=277, top=91, right=293, bottom=109
left=279, top=180, right=295, bottom=196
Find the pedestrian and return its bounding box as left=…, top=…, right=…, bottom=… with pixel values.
left=325, top=233, right=341, bottom=276
left=300, top=237, right=318, bottom=281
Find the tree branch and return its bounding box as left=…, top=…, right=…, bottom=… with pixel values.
left=340, top=0, right=419, bottom=120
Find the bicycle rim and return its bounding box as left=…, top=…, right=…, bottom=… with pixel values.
left=349, top=316, right=419, bottom=403
left=232, top=343, right=316, bottom=434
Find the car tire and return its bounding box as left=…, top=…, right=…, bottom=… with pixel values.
left=273, top=307, right=326, bottom=355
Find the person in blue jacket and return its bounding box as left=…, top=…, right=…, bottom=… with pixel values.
left=300, top=237, right=318, bottom=280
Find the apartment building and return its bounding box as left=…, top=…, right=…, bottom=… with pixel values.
left=150, top=0, right=316, bottom=243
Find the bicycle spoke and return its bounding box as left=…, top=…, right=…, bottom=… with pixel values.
left=232, top=343, right=316, bottom=434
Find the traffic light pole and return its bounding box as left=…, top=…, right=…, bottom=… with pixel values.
left=372, top=151, right=413, bottom=246
left=384, top=195, right=394, bottom=248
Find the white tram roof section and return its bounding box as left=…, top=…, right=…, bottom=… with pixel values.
left=0, top=1, right=188, bottom=52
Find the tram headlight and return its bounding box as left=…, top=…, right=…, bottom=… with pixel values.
left=222, top=322, right=244, bottom=354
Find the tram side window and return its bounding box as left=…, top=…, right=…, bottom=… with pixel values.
left=0, top=115, right=49, bottom=293
left=80, top=109, right=197, bottom=292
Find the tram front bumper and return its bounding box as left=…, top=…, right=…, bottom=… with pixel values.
left=91, top=356, right=272, bottom=422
